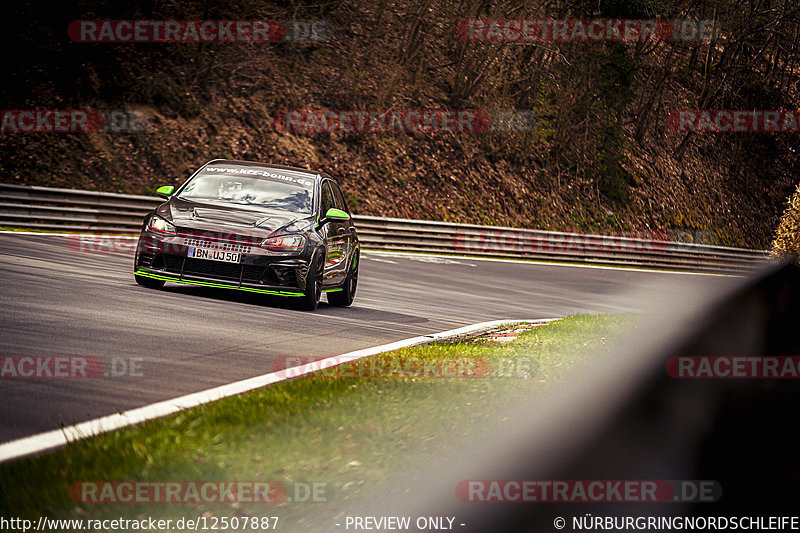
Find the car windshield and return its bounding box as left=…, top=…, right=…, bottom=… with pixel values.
left=178, top=166, right=315, bottom=213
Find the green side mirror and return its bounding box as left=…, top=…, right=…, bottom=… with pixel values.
left=324, top=208, right=350, bottom=221
left=156, top=185, right=175, bottom=199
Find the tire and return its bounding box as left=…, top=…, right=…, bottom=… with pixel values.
left=135, top=274, right=165, bottom=289
left=328, top=251, right=358, bottom=307
left=297, top=250, right=324, bottom=311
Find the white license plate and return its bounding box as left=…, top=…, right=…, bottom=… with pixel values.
left=187, top=247, right=241, bottom=263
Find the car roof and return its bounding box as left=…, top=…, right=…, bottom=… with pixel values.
left=203, top=159, right=331, bottom=181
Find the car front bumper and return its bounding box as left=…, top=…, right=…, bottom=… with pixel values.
left=134, top=231, right=314, bottom=297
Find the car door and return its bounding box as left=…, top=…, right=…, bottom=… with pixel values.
left=330, top=179, right=355, bottom=270
left=319, top=180, right=348, bottom=286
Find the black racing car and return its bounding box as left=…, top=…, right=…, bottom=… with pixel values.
left=133, top=159, right=359, bottom=310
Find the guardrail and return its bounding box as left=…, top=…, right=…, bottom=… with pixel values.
left=0, top=182, right=770, bottom=273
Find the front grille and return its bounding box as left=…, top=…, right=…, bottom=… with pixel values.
left=164, top=255, right=184, bottom=273
left=156, top=254, right=297, bottom=288
left=176, top=228, right=263, bottom=244
left=182, top=237, right=253, bottom=254
left=162, top=254, right=243, bottom=282
left=182, top=258, right=242, bottom=281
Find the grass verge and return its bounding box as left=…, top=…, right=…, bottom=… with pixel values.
left=0, top=314, right=633, bottom=530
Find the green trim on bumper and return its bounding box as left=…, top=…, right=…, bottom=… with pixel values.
left=322, top=288, right=343, bottom=293
left=134, top=269, right=304, bottom=297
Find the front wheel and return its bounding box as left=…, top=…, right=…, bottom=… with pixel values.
left=134, top=274, right=165, bottom=289
left=328, top=251, right=358, bottom=307
left=297, top=250, right=324, bottom=311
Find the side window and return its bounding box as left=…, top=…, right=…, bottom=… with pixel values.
left=320, top=181, right=335, bottom=218
left=331, top=181, right=349, bottom=213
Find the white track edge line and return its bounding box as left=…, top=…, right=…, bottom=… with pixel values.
left=362, top=250, right=742, bottom=277
left=0, top=318, right=556, bottom=464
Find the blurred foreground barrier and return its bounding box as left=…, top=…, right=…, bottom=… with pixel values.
left=353, top=259, right=800, bottom=531
left=0, top=182, right=769, bottom=273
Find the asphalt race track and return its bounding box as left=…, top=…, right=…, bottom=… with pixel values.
left=0, top=233, right=735, bottom=444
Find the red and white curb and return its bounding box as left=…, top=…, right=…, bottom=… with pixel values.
left=474, top=322, right=553, bottom=343
left=0, top=318, right=558, bottom=464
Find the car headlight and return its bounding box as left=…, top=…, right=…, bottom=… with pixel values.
left=261, top=235, right=306, bottom=253
left=147, top=215, right=176, bottom=234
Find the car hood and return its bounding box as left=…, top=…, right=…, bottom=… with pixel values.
left=159, top=197, right=314, bottom=235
